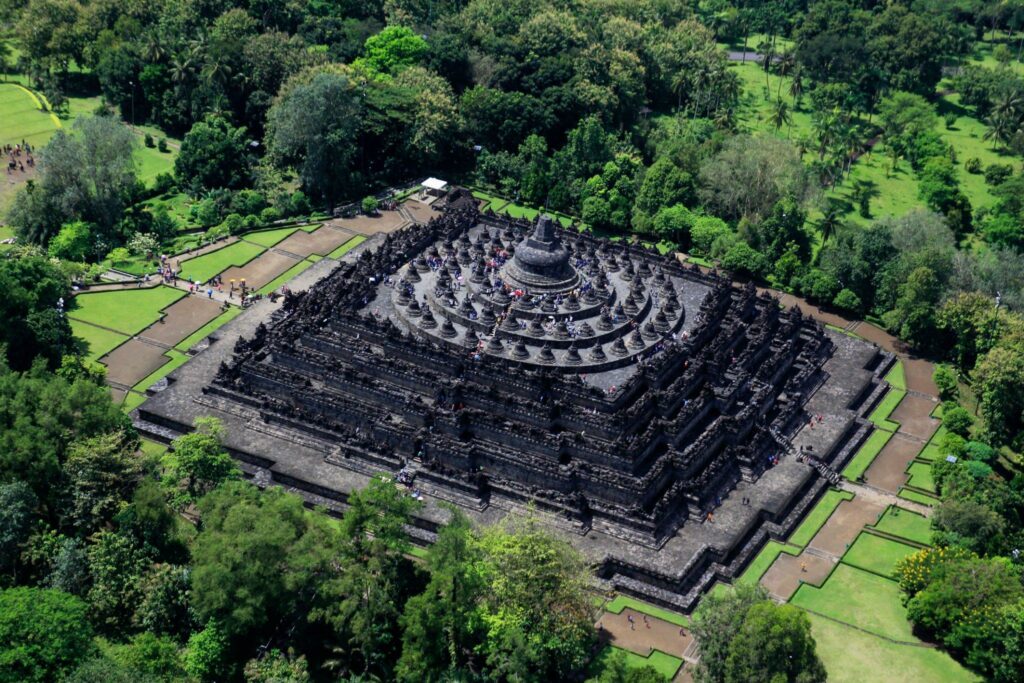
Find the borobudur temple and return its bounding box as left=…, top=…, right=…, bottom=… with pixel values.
left=139, top=188, right=896, bottom=610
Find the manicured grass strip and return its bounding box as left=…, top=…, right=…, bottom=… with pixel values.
left=788, top=489, right=856, bottom=548
left=589, top=646, right=683, bottom=680
left=918, top=425, right=949, bottom=462
left=257, top=260, right=314, bottom=295
left=898, top=488, right=939, bottom=507
left=604, top=595, right=689, bottom=627
left=869, top=389, right=905, bottom=431
left=178, top=241, right=266, bottom=283
left=69, top=286, right=186, bottom=336
left=737, top=540, right=801, bottom=586
left=132, top=349, right=190, bottom=392
left=173, top=306, right=243, bottom=351
left=905, top=462, right=936, bottom=492
left=139, top=438, right=168, bottom=458
left=885, top=361, right=907, bottom=391
left=707, top=582, right=734, bottom=601
left=500, top=203, right=541, bottom=221
left=842, top=429, right=895, bottom=481
left=407, top=545, right=428, bottom=560
left=871, top=506, right=932, bottom=546
left=307, top=254, right=323, bottom=263
left=791, top=564, right=915, bottom=642
left=243, top=227, right=297, bottom=247
left=841, top=532, right=920, bottom=579
left=299, top=222, right=323, bottom=233
left=327, top=234, right=367, bottom=259
left=70, top=319, right=130, bottom=362
left=805, top=613, right=981, bottom=683
left=121, top=391, right=147, bottom=413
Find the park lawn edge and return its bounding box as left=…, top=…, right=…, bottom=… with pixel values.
left=869, top=388, right=905, bottom=431
left=839, top=531, right=921, bottom=579
left=327, top=234, right=367, bottom=259
left=132, top=349, right=190, bottom=393
left=602, top=595, right=689, bottom=627
left=257, top=260, right=314, bottom=295
left=843, top=428, right=895, bottom=480
left=173, top=306, right=243, bottom=351
left=736, top=539, right=801, bottom=586
left=787, top=488, right=856, bottom=548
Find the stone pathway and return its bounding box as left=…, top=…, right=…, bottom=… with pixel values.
left=596, top=608, right=692, bottom=660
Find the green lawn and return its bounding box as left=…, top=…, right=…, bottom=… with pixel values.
left=905, top=462, right=936, bottom=492
left=841, top=533, right=920, bottom=578
left=842, top=428, right=895, bottom=481
left=603, top=595, right=689, bottom=627
left=121, top=391, right=147, bottom=413
left=588, top=646, right=683, bottom=681
left=132, top=349, right=190, bottom=392
left=257, top=260, right=314, bottom=295
left=139, top=438, right=168, bottom=458
left=142, top=192, right=195, bottom=228
left=806, top=613, right=980, bottom=683
left=174, top=306, right=243, bottom=351
left=731, top=61, right=816, bottom=142
left=70, top=319, right=129, bottom=362
left=0, top=83, right=61, bottom=149
left=788, top=489, right=856, bottom=548
left=869, top=389, right=905, bottom=431
left=327, top=235, right=367, bottom=259
left=791, top=564, right=915, bottom=642
left=898, top=488, right=940, bottom=506
left=825, top=149, right=923, bottom=226
left=918, top=425, right=949, bottom=462
left=244, top=227, right=298, bottom=248
left=178, top=241, right=265, bottom=283
left=885, top=361, right=907, bottom=391
left=736, top=540, right=801, bottom=586
left=68, top=286, right=186, bottom=336
left=871, top=506, right=932, bottom=546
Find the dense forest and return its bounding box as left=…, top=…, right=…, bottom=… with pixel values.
left=2, top=0, right=1024, bottom=681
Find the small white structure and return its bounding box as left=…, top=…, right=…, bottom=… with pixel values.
left=422, top=177, right=449, bottom=197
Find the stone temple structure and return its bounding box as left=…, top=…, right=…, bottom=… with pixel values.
left=140, top=189, right=894, bottom=609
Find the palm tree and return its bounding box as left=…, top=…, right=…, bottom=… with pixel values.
left=767, top=98, right=792, bottom=136
left=789, top=69, right=804, bottom=109
left=984, top=110, right=1019, bottom=150
left=775, top=52, right=795, bottom=99
left=818, top=201, right=843, bottom=243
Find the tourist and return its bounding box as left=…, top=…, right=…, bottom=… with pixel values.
left=627, top=614, right=635, bottom=630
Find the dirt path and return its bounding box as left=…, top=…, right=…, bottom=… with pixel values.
left=596, top=608, right=692, bottom=660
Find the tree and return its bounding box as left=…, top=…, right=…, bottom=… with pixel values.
left=699, top=135, right=812, bottom=223
left=174, top=115, right=253, bottom=196
left=47, top=221, right=93, bottom=262
left=397, top=508, right=483, bottom=681
left=354, top=26, right=428, bottom=77
left=0, top=253, right=74, bottom=370
left=191, top=481, right=341, bottom=639
left=581, top=153, right=644, bottom=233
left=0, top=481, right=38, bottom=582
left=723, top=602, right=826, bottom=683
left=63, top=431, right=141, bottom=533
left=86, top=531, right=153, bottom=636
left=8, top=116, right=137, bottom=246
left=690, top=216, right=733, bottom=257
left=0, top=586, right=95, bottom=683
left=473, top=515, right=595, bottom=681
left=165, top=417, right=239, bottom=504
left=973, top=345, right=1024, bottom=446
left=691, top=584, right=770, bottom=683
left=592, top=648, right=667, bottom=683
left=243, top=648, right=311, bottom=683
left=267, top=71, right=363, bottom=211
left=183, top=620, right=230, bottom=683
left=767, top=98, right=792, bottom=135
left=632, top=157, right=695, bottom=234
left=883, top=266, right=943, bottom=351
left=362, top=195, right=379, bottom=215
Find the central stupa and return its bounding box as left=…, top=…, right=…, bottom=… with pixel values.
left=503, top=215, right=581, bottom=293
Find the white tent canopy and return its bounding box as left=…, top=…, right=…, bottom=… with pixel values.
left=422, top=177, right=448, bottom=191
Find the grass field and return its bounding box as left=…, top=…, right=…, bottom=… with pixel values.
left=918, top=425, right=949, bottom=462
left=0, top=82, right=60, bottom=148
left=121, top=391, right=147, bottom=412
left=736, top=540, right=801, bottom=586
left=603, top=595, right=689, bottom=627
left=871, top=507, right=932, bottom=546
left=327, top=235, right=367, bottom=259
left=178, top=241, right=265, bottom=283
left=243, top=227, right=297, bottom=248
left=807, top=613, right=979, bottom=683
left=68, top=286, right=186, bottom=336
left=885, top=361, right=907, bottom=391
left=788, top=489, right=856, bottom=548
left=905, top=462, right=936, bottom=492
left=731, top=61, right=816, bottom=142
left=841, top=533, right=919, bottom=578
left=869, top=389, right=905, bottom=431
left=899, top=487, right=940, bottom=506
left=174, top=307, right=243, bottom=351
left=588, top=645, right=683, bottom=680
left=842, top=428, right=895, bottom=481
left=791, top=564, right=914, bottom=641
left=70, top=319, right=129, bottom=362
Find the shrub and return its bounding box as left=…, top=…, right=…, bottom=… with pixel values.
left=720, top=242, right=767, bottom=277
left=157, top=138, right=169, bottom=153
left=194, top=199, right=222, bottom=227
left=984, top=163, right=1013, bottom=186
left=964, top=157, right=982, bottom=174
left=289, top=191, right=311, bottom=216
left=798, top=269, right=840, bottom=304
left=259, top=207, right=281, bottom=225
left=933, top=365, right=958, bottom=401
left=144, top=133, right=155, bottom=148
left=833, top=288, right=862, bottom=312
left=220, top=213, right=244, bottom=234
left=964, top=441, right=995, bottom=463
left=362, top=195, right=379, bottom=215
left=943, top=405, right=974, bottom=437
left=943, top=113, right=957, bottom=129
left=152, top=173, right=175, bottom=195
left=242, top=215, right=260, bottom=230
left=689, top=216, right=732, bottom=257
